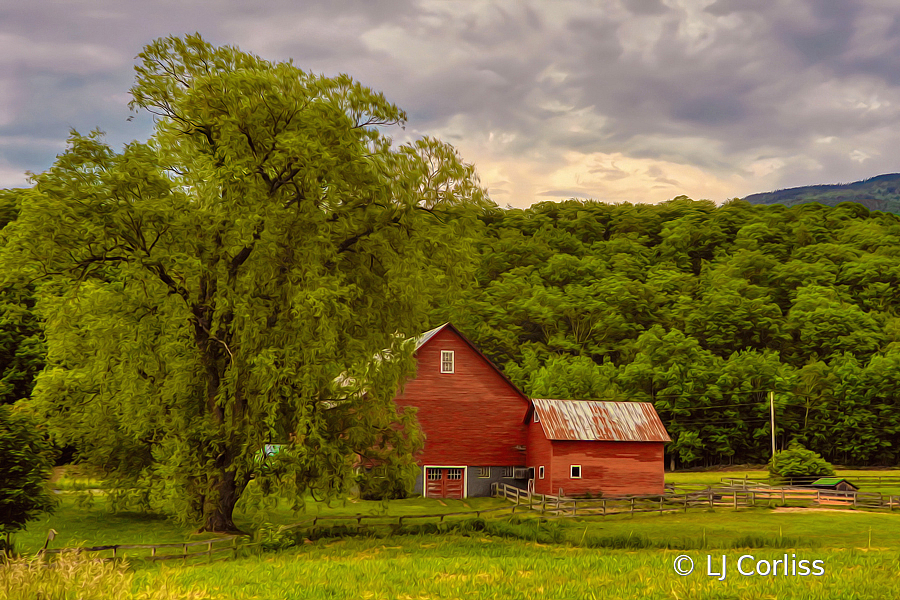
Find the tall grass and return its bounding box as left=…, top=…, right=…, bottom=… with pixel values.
left=0, top=552, right=209, bottom=600
left=156, top=536, right=900, bottom=600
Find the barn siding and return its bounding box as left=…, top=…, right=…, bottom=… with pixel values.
left=526, top=420, right=555, bottom=495
left=466, top=467, right=528, bottom=497
left=394, top=327, right=529, bottom=468
left=550, top=440, right=665, bottom=496
left=412, top=466, right=528, bottom=497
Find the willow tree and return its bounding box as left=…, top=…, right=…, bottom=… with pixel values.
left=2, top=35, right=488, bottom=532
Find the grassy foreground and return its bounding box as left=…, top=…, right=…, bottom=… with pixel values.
left=9, top=469, right=900, bottom=599
left=136, top=536, right=900, bottom=600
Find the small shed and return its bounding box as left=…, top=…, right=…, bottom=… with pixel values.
left=526, top=399, right=671, bottom=497
left=810, top=477, right=859, bottom=492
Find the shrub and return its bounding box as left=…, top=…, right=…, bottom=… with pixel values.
left=768, top=441, right=835, bottom=479
left=0, top=405, right=56, bottom=553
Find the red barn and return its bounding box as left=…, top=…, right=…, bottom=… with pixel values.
left=393, top=323, right=530, bottom=498
left=526, top=398, right=670, bottom=497
left=394, top=324, right=670, bottom=498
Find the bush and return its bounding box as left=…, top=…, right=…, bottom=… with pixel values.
left=0, top=405, right=57, bottom=553
left=768, top=441, right=835, bottom=479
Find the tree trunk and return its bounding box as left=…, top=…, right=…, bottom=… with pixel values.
left=200, top=469, right=245, bottom=534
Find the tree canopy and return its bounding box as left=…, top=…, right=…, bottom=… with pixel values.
left=1, top=35, right=488, bottom=532
left=438, top=197, right=900, bottom=468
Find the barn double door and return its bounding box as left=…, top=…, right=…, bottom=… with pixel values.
left=425, top=467, right=464, bottom=498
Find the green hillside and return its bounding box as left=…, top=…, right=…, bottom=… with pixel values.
left=743, top=173, right=900, bottom=214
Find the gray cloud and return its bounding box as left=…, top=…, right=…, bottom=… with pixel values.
left=2, top=0, right=900, bottom=204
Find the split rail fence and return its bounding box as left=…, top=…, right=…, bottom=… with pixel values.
left=39, top=536, right=241, bottom=565
left=721, top=475, right=900, bottom=487
left=278, top=504, right=522, bottom=533
left=491, top=482, right=900, bottom=517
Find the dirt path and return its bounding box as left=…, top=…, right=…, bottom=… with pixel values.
left=773, top=507, right=886, bottom=514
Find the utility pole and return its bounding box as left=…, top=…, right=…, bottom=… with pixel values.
left=770, top=390, right=776, bottom=458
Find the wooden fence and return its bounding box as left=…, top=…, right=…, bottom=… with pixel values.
left=491, top=482, right=900, bottom=517
left=721, top=475, right=900, bottom=487
left=279, top=504, right=523, bottom=533
left=40, top=536, right=241, bottom=564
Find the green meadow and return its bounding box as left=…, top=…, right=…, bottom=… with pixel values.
left=9, top=470, right=900, bottom=599
left=136, top=538, right=900, bottom=600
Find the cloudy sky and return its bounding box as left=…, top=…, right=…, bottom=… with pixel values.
left=3, top=0, right=900, bottom=207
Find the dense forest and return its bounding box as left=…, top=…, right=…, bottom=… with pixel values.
left=433, top=197, right=900, bottom=469
left=4, top=191, right=900, bottom=470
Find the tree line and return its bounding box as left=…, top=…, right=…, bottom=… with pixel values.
left=435, top=198, right=900, bottom=468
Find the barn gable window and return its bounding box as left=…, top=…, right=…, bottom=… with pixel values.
left=440, top=351, right=455, bottom=373
left=538, top=466, right=545, bottom=479
left=570, top=465, right=582, bottom=479
left=533, top=411, right=540, bottom=423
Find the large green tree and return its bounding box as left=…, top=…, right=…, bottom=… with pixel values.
left=2, top=35, right=488, bottom=532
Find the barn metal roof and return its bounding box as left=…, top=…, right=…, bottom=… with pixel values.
left=532, top=398, right=671, bottom=442
left=414, top=323, right=448, bottom=351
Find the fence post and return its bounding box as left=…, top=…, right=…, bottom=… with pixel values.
left=659, top=496, right=663, bottom=514
left=572, top=500, right=577, bottom=517
left=683, top=493, right=687, bottom=513
left=708, top=490, right=713, bottom=508
left=853, top=493, right=857, bottom=508
left=781, top=489, right=785, bottom=505
left=602, top=499, right=606, bottom=517
left=631, top=497, right=635, bottom=515
left=208, top=541, right=213, bottom=564
left=183, top=543, right=187, bottom=563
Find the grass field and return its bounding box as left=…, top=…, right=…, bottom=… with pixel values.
left=134, top=536, right=900, bottom=600
left=9, top=469, right=900, bottom=599
left=665, top=468, right=900, bottom=495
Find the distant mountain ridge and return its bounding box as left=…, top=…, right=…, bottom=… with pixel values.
left=742, top=173, right=900, bottom=215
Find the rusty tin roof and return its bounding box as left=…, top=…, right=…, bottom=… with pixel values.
left=532, top=398, right=671, bottom=442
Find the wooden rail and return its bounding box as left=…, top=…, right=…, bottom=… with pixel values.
left=492, top=483, right=900, bottom=516
left=41, top=536, right=240, bottom=564
left=721, top=475, right=900, bottom=486
left=278, top=504, right=522, bottom=533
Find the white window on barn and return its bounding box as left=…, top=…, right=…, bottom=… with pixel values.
left=570, top=465, right=582, bottom=479
left=426, top=468, right=441, bottom=481
left=478, top=467, right=490, bottom=478
left=533, top=410, right=540, bottom=423
left=447, top=468, right=463, bottom=480
left=440, top=350, right=455, bottom=373
left=538, top=466, right=545, bottom=479
left=502, top=466, right=514, bottom=478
